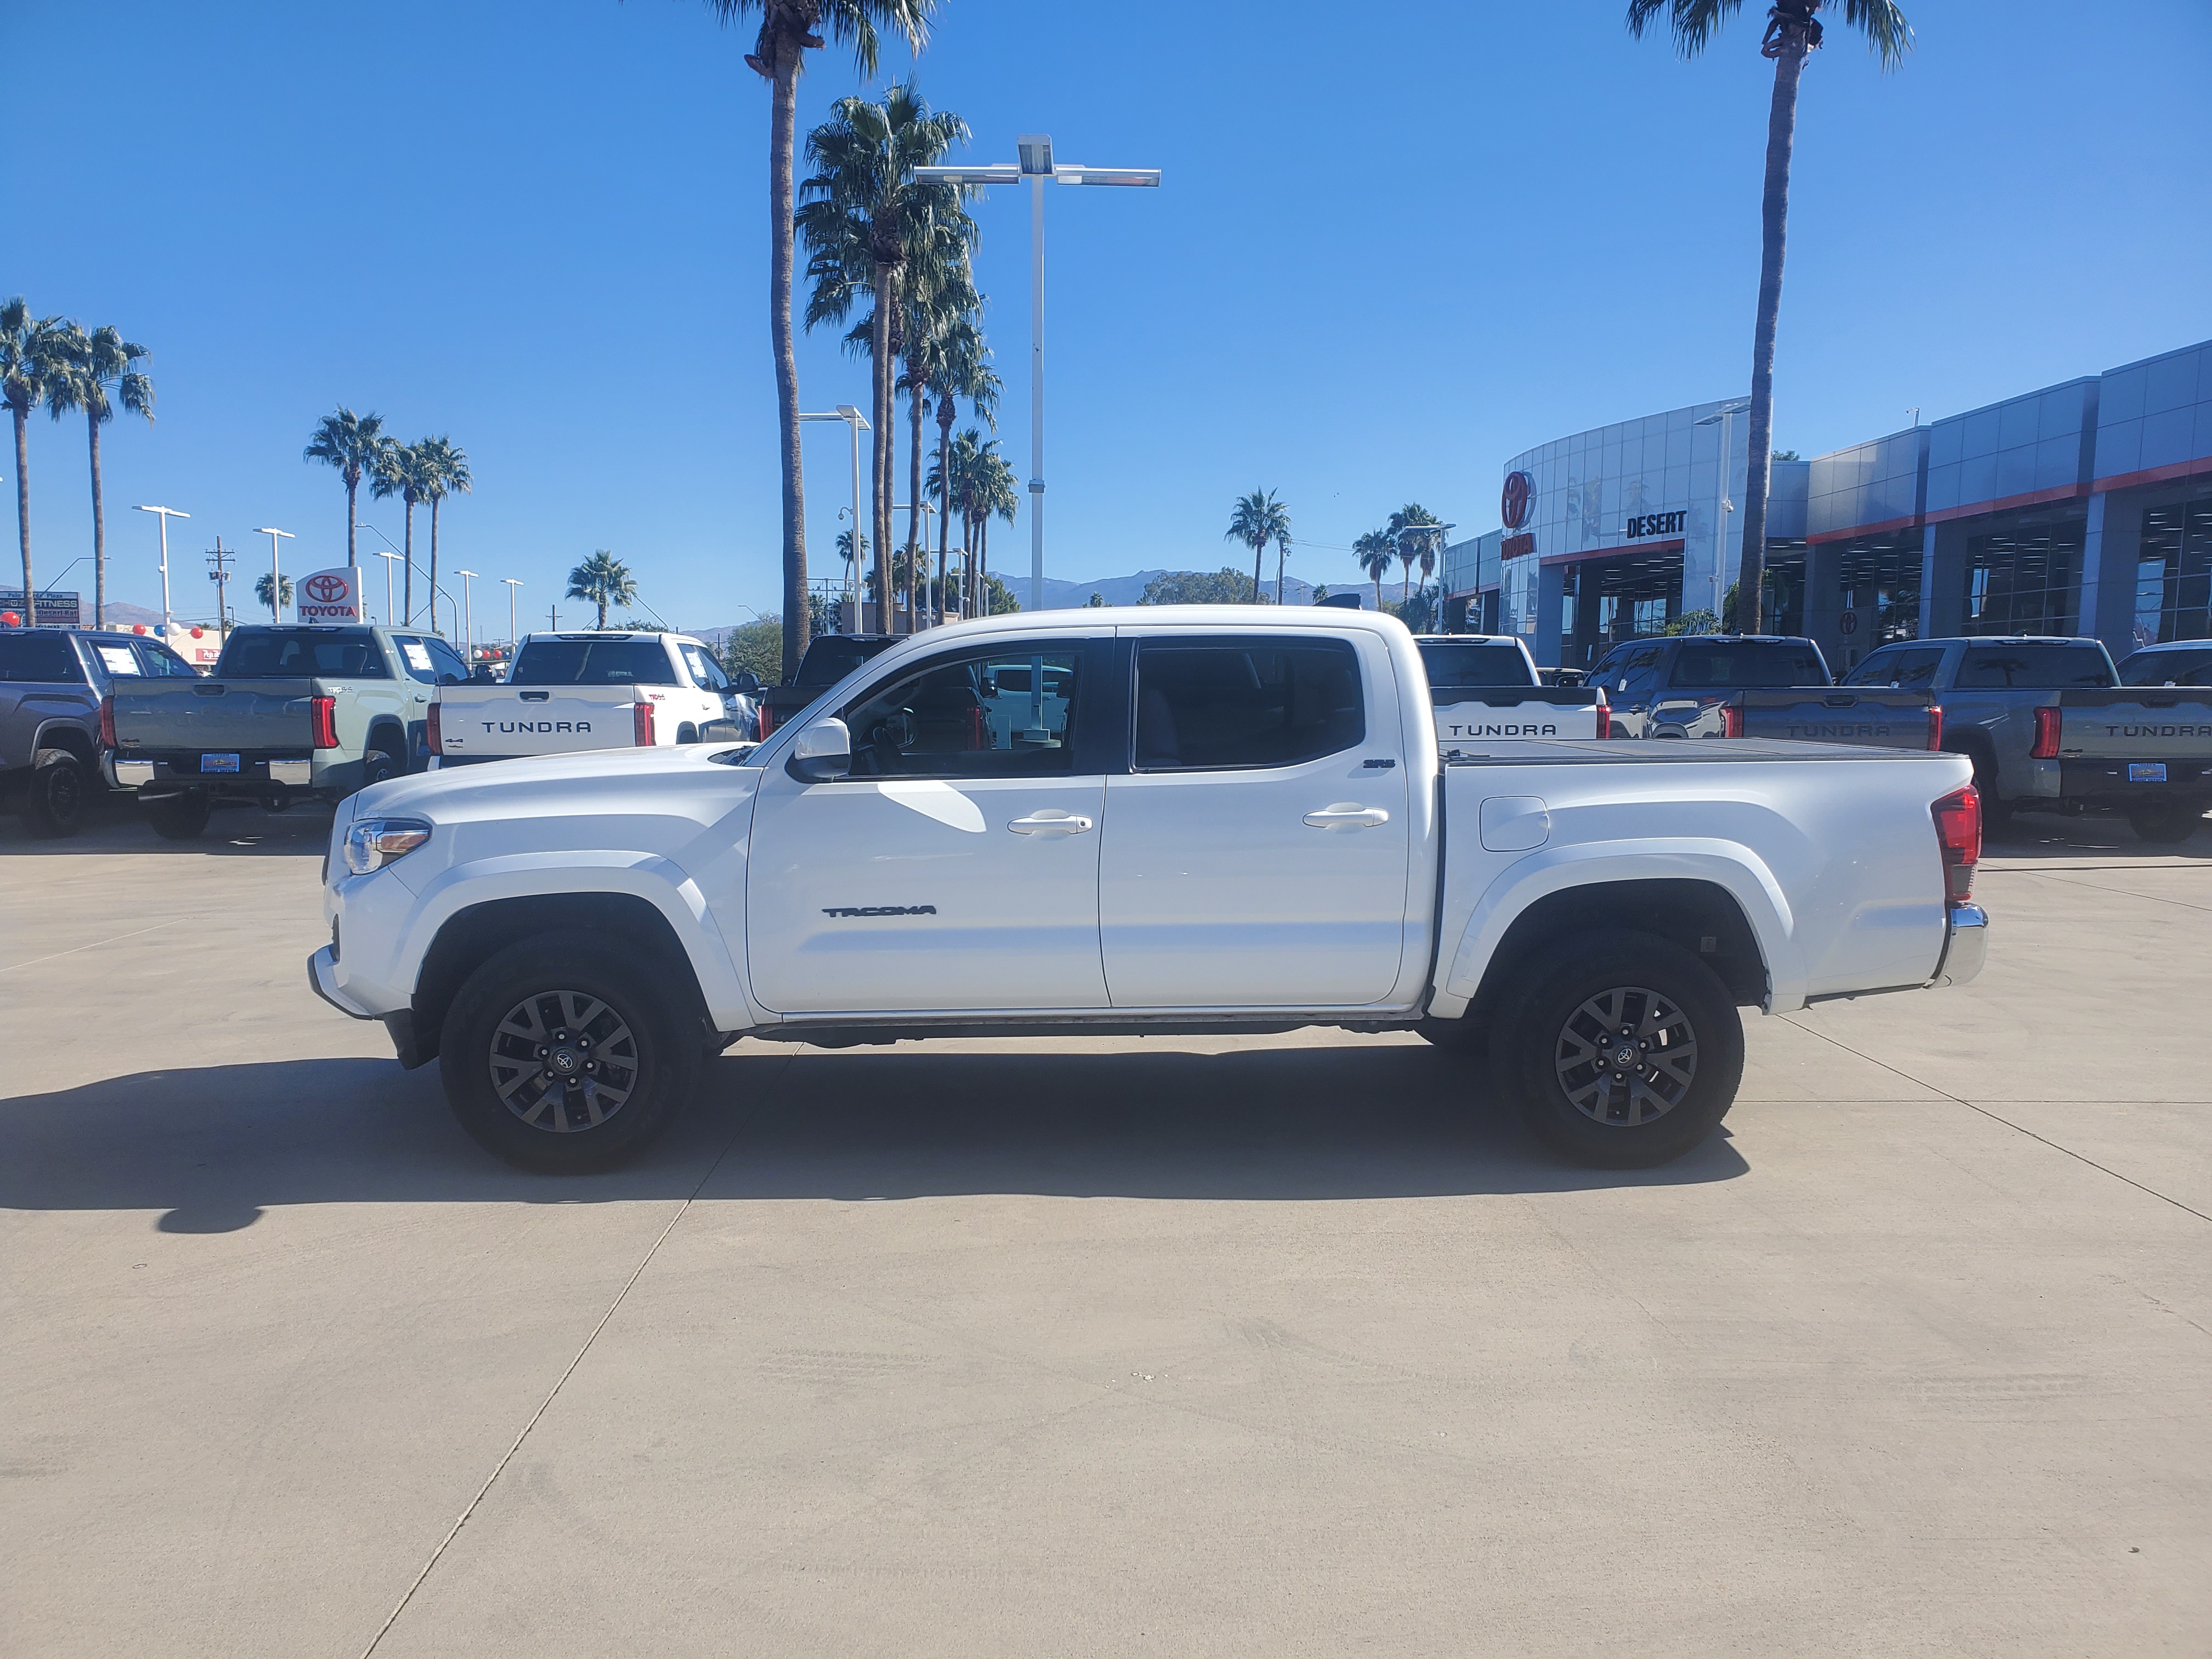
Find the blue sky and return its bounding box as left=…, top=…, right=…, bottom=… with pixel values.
left=9, top=0, right=2210, bottom=633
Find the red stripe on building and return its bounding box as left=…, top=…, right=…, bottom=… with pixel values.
left=1923, top=481, right=2089, bottom=526
left=1807, top=512, right=1923, bottom=545
left=2089, top=454, right=2212, bottom=494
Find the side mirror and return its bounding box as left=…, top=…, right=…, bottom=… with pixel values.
left=732, top=671, right=763, bottom=695
left=786, top=717, right=851, bottom=783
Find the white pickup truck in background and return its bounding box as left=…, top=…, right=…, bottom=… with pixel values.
left=1413, top=634, right=1610, bottom=745
left=311, top=607, right=1988, bottom=1177
left=430, top=631, right=756, bottom=765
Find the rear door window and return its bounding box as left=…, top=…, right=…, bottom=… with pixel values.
left=0, top=633, right=83, bottom=683
left=216, top=629, right=391, bottom=678
left=1133, top=637, right=1364, bottom=770
left=1844, top=645, right=1945, bottom=688
left=1667, top=641, right=1830, bottom=687
left=1957, top=645, right=2114, bottom=689
left=2118, top=647, right=2212, bottom=687
left=509, top=639, right=680, bottom=686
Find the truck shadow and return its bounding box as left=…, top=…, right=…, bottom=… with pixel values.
left=0, top=798, right=331, bottom=856
left=0, top=1045, right=1747, bottom=1231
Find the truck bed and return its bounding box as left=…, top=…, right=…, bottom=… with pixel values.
left=1443, top=737, right=1951, bottom=766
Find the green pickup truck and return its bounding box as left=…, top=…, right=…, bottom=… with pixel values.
left=108, top=623, right=469, bottom=838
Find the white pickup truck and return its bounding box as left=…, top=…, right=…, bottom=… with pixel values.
left=429, top=631, right=757, bottom=765
left=309, top=608, right=1988, bottom=1175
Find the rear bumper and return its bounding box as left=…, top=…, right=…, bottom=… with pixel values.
left=1932, top=904, right=1989, bottom=988
left=2056, top=757, right=2212, bottom=807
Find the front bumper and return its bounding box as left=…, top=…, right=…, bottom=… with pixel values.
left=1932, top=903, right=1989, bottom=988
left=307, top=945, right=379, bottom=1020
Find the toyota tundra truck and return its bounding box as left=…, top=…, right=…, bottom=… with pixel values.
left=1590, top=634, right=1939, bottom=749
left=308, top=607, right=1988, bottom=1176
left=1413, top=634, right=1611, bottom=747
left=429, top=631, right=756, bottom=765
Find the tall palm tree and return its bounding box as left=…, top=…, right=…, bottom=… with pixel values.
left=928, top=426, right=983, bottom=616
left=566, top=550, right=637, bottom=630
left=1, top=299, right=67, bottom=614
left=303, top=408, right=388, bottom=572
left=693, top=0, right=936, bottom=677
left=415, top=437, right=472, bottom=638
left=922, top=309, right=996, bottom=625
left=370, top=439, right=432, bottom=627
left=1354, top=529, right=1396, bottom=613
left=799, top=80, right=974, bottom=638
left=255, top=571, right=294, bottom=619
left=43, top=324, right=153, bottom=629
left=1226, top=490, right=1291, bottom=606
left=1388, top=504, right=1443, bottom=609
left=891, top=264, right=986, bottom=630
left=1628, top=0, right=1910, bottom=632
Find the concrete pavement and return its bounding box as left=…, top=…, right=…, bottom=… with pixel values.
left=4, top=799, right=2207, bottom=1656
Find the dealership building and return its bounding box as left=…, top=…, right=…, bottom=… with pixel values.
left=1443, top=336, right=2212, bottom=672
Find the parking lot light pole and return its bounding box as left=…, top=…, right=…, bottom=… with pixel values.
left=501, top=578, right=522, bottom=650
left=371, top=550, right=402, bottom=625
left=918, top=138, right=1160, bottom=616
left=133, top=505, right=190, bottom=634
left=800, top=405, right=870, bottom=631
left=455, top=570, right=478, bottom=651
left=1695, top=400, right=1750, bottom=620
left=252, top=526, right=295, bottom=621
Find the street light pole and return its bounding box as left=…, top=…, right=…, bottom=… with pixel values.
left=501, top=578, right=522, bottom=649
left=253, top=526, right=295, bottom=620
left=1695, top=400, right=1750, bottom=622
left=918, top=139, right=1159, bottom=616
left=455, top=569, right=478, bottom=652
left=371, top=549, right=402, bottom=624
left=800, top=405, right=870, bottom=631
left=133, top=505, right=190, bottom=634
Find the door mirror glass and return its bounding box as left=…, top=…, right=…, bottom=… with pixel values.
left=787, top=716, right=852, bottom=783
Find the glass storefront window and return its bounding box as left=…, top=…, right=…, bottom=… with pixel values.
left=1963, top=516, right=2084, bottom=636
left=2134, top=500, right=2211, bottom=648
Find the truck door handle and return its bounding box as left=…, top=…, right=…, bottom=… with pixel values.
left=1303, top=804, right=1390, bottom=830
left=1008, top=811, right=1093, bottom=835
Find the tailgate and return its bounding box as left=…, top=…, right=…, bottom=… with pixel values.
left=1432, top=690, right=1604, bottom=746
left=2052, top=690, right=2212, bottom=762
left=435, top=689, right=639, bottom=759
left=1731, top=690, right=1936, bottom=748
left=111, top=677, right=315, bottom=756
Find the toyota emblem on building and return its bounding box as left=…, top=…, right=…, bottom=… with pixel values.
left=1501, top=471, right=1533, bottom=531
left=302, top=572, right=349, bottom=604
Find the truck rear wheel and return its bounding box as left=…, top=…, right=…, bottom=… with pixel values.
left=22, top=754, right=87, bottom=838
left=2129, top=802, right=2203, bottom=844
left=143, top=790, right=211, bottom=840
left=438, top=935, right=699, bottom=1173
left=1497, top=930, right=1743, bottom=1169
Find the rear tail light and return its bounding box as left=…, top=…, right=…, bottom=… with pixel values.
left=757, top=704, right=779, bottom=739
left=1595, top=703, right=1612, bottom=739
left=1720, top=704, right=1744, bottom=738
left=633, top=701, right=656, bottom=746
left=426, top=702, right=444, bottom=756
left=1933, top=785, right=1981, bottom=902
left=967, top=706, right=985, bottom=751
left=2030, top=705, right=2061, bottom=759
left=99, top=695, right=116, bottom=748
left=1926, top=705, right=1944, bottom=751
left=310, top=695, right=338, bottom=750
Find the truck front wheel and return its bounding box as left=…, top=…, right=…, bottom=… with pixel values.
left=438, top=935, right=700, bottom=1173
left=1497, top=931, right=1743, bottom=1169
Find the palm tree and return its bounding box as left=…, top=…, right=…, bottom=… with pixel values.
left=1354, top=529, right=1396, bottom=613
left=922, top=309, right=996, bottom=625
left=1628, top=0, right=1911, bottom=632
left=892, top=266, right=988, bottom=630
left=303, top=408, right=388, bottom=572
left=43, top=324, right=153, bottom=629
left=371, top=439, right=431, bottom=627
left=566, top=550, right=637, bottom=630
left=255, top=571, right=295, bottom=619
left=928, top=426, right=982, bottom=616
left=2, top=299, right=67, bottom=613
left=692, top=0, right=936, bottom=678
left=799, top=80, right=974, bottom=639
left=416, top=436, right=471, bottom=637
left=1226, top=490, right=1291, bottom=605
left=1388, top=504, right=1443, bottom=609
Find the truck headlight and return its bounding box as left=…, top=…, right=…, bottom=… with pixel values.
left=343, top=816, right=433, bottom=876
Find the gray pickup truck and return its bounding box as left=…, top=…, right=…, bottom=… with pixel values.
left=109, top=623, right=466, bottom=838
left=1, top=628, right=199, bottom=836
left=1590, top=634, right=1939, bottom=749
left=1842, top=635, right=2212, bottom=843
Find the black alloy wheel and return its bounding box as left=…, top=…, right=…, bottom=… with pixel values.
left=22, top=754, right=87, bottom=838
left=2129, top=801, right=2203, bottom=844
left=439, top=935, right=698, bottom=1173
left=1498, top=930, right=1744, bottom=1169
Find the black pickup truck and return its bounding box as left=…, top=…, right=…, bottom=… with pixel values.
left=755, top=632, right=899, bottom=740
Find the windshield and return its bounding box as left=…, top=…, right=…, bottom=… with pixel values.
left=2118, top=647, right=2212, bottom=687
left=216, top=628, right=390, bottom=679
left=508, top=639, right=679, bottom=686
left=1418, top=641, right=1536, bottom=689
left=1667, top=641, right=1829, bottom=689
left=1957, top=644, right=2114, bottom=689
left=798, top=636, right=896, bottom=686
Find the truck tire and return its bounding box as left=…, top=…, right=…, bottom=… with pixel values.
left=22, top=754, right=88, bottom=838
left=1496, top=930, right=1743, bottom=1169
left=438, top=934, right=700, bottom=1173
left=144, top=791, right=211, bottom=840
left=2129, top=802, right=2203, bottom=844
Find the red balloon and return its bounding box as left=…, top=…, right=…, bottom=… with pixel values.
left=0, top=611, right=21, bottom=628
left=189, top=626, right=205, bottom=638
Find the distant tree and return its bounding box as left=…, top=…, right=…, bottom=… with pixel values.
left=255, top=571, right=294, bottom=618
left=371, top=439, right=435, bottom=627
left=1772, top=448, right=1801, bottom=461
left=1086, top=592, right=1104, bottom=607
left=303, top=407, right=387, bottom=571
left=1663, top=608, right=1720, bottom=636
left=566, top=549, right=637, bottom=630
left=1313, top=585, right=1329, bottom=602
left=44, top=322, right=154, bottom=628
left=2, top=298, right=69, bottom=610
left=1140, top=568, right=1261, bottom=606
left=1388, top=504, right=1444, bottom=609
left=1226, top=489, right=1291, bottom=604
left=1354, top=528, right=1396, bottom=613
left=416, top=436, right=471, bottom=637
left=719, top=616, right=785, bottom=684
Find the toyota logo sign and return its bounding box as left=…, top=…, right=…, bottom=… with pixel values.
left=302, top=572, right=349, bottom=603
left=1500, top=471, right=1532, bottom=531
left=296, top=566, right=364, bottom=622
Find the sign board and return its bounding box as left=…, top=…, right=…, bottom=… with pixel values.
left=1838, top=609, right=1861, bottom=637
left=0, top=589, right=82, bottom=627
left=166, top=622, right=224, bottom=668
left=297, top=567, right=365, bottom=623
left=1500, top=533, right=1536, bottom=560
left=1500, top=471, right=1533, bottom=531
left=1624, top=511, right=1687, bottom=539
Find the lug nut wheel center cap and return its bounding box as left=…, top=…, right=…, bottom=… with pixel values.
left=550, top=1048, right=579, bottom=1075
